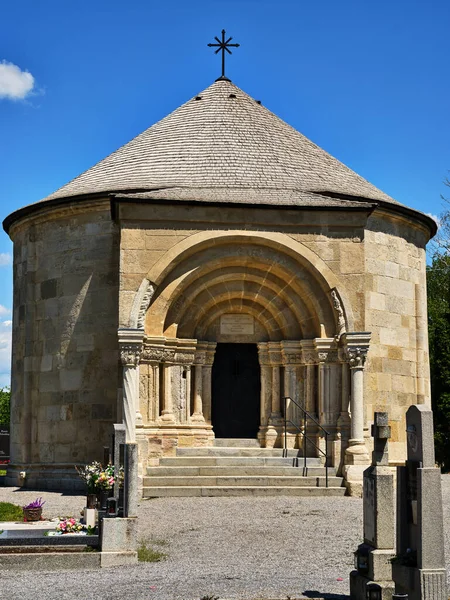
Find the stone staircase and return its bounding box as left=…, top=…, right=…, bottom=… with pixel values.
left=142, top=439, right=346, bottom=497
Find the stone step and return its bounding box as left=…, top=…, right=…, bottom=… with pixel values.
left=143, top=475, right=344, bottom=487
left=159, top=456, right=323, bottom=467
left=176, top=447, right=313, bottom=458
left=142, top=486, right=347, bottom=497
left=213, top=438, right=261, bottom=447
left=146, top=465, right=335, bottom=477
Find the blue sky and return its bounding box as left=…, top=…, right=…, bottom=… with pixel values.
left=0, top=0, right=449, bottom=386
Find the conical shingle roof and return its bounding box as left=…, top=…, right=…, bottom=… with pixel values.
left=41, top=79, right=396, bottom=206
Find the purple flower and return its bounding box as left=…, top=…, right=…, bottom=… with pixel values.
left=23, top=497, right=45, bottom=509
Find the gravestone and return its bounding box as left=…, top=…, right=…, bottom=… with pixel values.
left=350, top=412, right=395, bottom=600
left=0, top=426, right=10, bottom=460
left=113, top=423, right=126, bottom=514
left=393, top=405, right=447, bottom=600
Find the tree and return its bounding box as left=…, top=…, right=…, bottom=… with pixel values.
left=427, top=252, right=450, bottom=470
left=0, top=387, right=10, bottom=426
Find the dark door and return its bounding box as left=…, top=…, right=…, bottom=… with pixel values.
left=212, top=343, right=261, bottom=438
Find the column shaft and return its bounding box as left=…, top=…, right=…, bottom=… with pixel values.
left=271, top=365, right=281, bottom=416
left=350, top=366, right=365, bottom=442
left=123, top=365, right=138, bottom=443
left=161, top=364, right=175, bottom=422
left=191, top=364, right=205, bottom=422
left=202, top=366, right=213, bottom=423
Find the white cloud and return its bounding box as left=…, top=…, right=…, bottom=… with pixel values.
left=0, top=61, right=35, bottom=100
left=0, top=253, right=12, bottom=266
left=0, top=306, right=10, bottom=317
left=2, top=321, right=11, bottom=327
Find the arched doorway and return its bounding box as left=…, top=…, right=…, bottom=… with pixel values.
left=211, top=343, right=261, bottom=438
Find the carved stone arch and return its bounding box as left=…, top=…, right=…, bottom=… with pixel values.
left=144, top=230, right=355, bottom=332
left=129, top=278, right=157, bottom=329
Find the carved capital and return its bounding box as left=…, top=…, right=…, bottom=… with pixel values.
left=194, top=351, right=207, bottom=365
left=284, top=353, right=303, bottom=364
left=346, top=347, right=368, bottom=369
left=120, top=344, right=142, bottom=367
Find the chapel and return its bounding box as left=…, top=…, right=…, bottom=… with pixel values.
left=3, top=70, right=436, bottom=495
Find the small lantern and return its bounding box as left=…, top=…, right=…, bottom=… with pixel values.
left=366, top=583, right=382, bottom=600
left=354, top=544, right=370, bottom=575
left=105, top=497, right=118, bottom=518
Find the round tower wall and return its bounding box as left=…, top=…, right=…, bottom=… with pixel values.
left=7, top=202, right=119, bottom=489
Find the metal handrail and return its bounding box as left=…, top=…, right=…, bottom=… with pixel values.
left=282, top=396, right=330, bottom=488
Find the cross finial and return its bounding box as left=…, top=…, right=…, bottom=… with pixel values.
left=207, top=29, right=240, bottom=81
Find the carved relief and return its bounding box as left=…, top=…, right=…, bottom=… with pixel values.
left=120, top=344, right=142, bottom=367
left=194, top=352, right=207, bottom=365
left=331, top=289, right=346, bottom=337
left=141, top=348, right=175, bottom=363
left=137, top=281, right=156, bottom=329
left=284, top=353, right=303, bottom=364
left=301, top=350, right=317, bottom=365
left=175, top=352, right=196, bottom=364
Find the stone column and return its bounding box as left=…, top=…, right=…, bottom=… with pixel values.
left=161, top=362, right=175, bottom=423
left=301, top=341, right=317, bottom=417
left=118, top=329, right=144, bottom=444
left=184, top=365, right=192, bottom=422
left=337, top=348, right=351, bottom=428
left=271, top=365, right=281, bottom=418
left=342, top=332, right=371, bottom=496
left=262, top=343, right=282, bottom=448
left=191, top=363, right=205, bottom=422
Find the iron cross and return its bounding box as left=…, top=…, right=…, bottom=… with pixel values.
left=208, top=29, right=240, bottom=80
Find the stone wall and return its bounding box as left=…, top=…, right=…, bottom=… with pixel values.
left=364, top=210, right=430, bottom=462
left=7, top=200, right=119, bottom=488
left=117, top=201, right=431, bottom=465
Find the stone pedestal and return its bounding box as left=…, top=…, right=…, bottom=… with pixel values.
left=393, top=405, right=447, bottom=600
left=350, top=412, right=395, bottom=600
left=100, top=517, right=138, bottom=567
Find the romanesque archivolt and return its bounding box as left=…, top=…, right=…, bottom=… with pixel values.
left=130, top=278, right=157, bottom=329
left=331, top=288, right=346, bottom=337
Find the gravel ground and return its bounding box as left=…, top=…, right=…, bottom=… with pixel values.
left=0, top=476, right=449, bottom=600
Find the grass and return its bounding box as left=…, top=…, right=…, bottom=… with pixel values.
left=0, top=502, right=23, bottom=521
left=137, top=539, right=168, bottom=562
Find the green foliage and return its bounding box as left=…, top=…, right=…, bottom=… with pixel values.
left=427, top=253, right=450, bottom=470
left=0, top=387, right=10, bottom=426
left=137, top=539, right=168, bottom=562
left=0, top=502, right=23, bottom=521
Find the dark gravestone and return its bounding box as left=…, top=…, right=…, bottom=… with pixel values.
left=350, top=412, right=395, bottom=600
left=0, top=427, right=10, bottom=460
left=393, top=405, right=447, bottom=600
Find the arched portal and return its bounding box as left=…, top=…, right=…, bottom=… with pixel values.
left=134, top=232, right=354, bottom=455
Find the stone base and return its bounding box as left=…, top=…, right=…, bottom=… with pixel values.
left=100, top=551, right=137, bottom=567
left=350, top=570, right=394, bottom=600
left=4, top=464, right=85, bottom=491
left=369, top=549, right=396, bottom=581
left=100, top=517, right=138, bottom=553
left=392, top=563, right=447, bottom=600
left=342, top=464, right=367, bottom=497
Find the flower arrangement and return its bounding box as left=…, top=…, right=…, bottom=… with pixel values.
left=76, top=461, right=115, bottom=493
left=23, top=497, right=45, bottom=510
left=56, top=517, right=86, bottom=535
